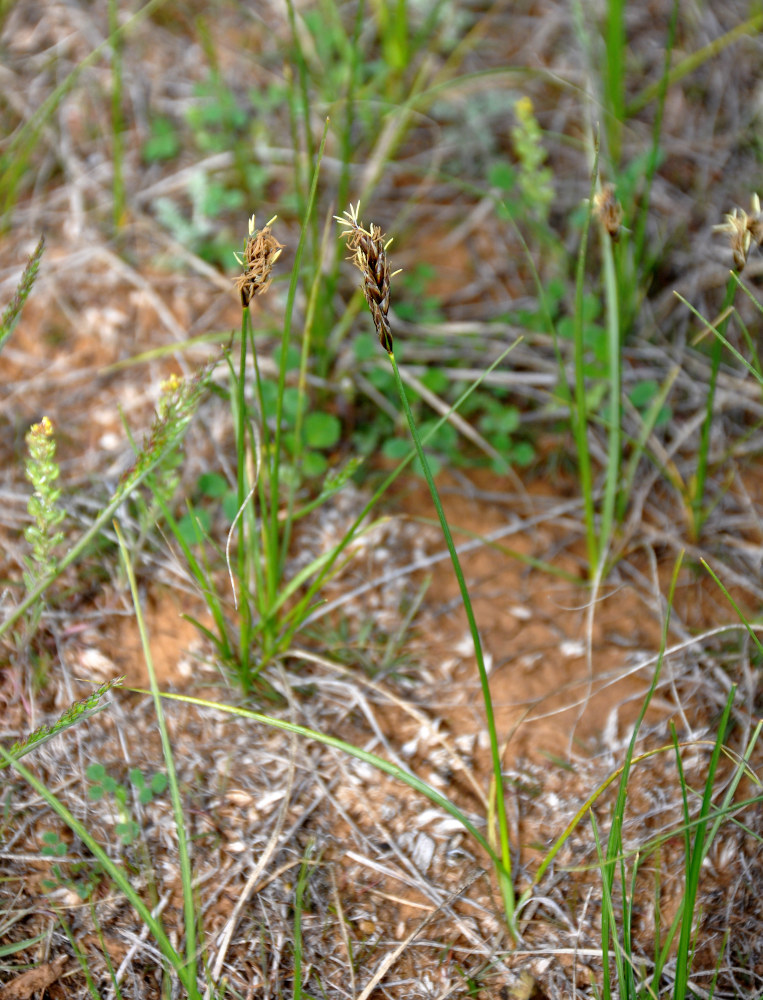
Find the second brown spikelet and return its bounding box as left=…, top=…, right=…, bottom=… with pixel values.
left=336, top=204, right=394, bottom=354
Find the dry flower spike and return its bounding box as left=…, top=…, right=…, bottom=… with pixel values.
left=593, top=183, right=624, bottom=241
left=712, top=193, right=763, bottom=272
left=336, top=203, right=396, bottom=354
left=234, top=214, right=284, bottom=306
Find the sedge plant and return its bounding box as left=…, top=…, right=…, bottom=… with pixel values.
left=151, top=126, right=368, bottom=689
left=560, top=3, right=759, bottom=571
left=133, top=201, right=522, bottom=958
left=157, top=185, right=518, bottom=692
left=333, top=202, right=517, bottom=938
left=654, top=195, right=763, bottom=542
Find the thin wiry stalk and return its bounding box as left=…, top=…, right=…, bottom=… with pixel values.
left=596, top=178, right=622, bottom=571
left=572, top=140, right=601, bottom=571
left=268, top=122, right=330, bottom=620
left=336, top=204, right=517, bottom=938
left=115, top=522, right=199, bottom=995
left=692, top=278, right=737, bottom=540
left=108, top=0, right=125, bottom=231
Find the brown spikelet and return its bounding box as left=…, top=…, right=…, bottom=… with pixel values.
left=336, top=204, right=394, bottom=354
left=234, top=214, right=284, bottom=306
left=593, top=183, right=624, bottom=241
left=712, top=194, right=762, bottom=272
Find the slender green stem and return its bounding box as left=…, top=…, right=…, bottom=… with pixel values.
left=246, top=320, right=274, bottom=650
left=283, top=0, right=314, bottom=210
left=0, top=742, right=199, bottom=998
left=692, top=277, right=737, bottom=538
left=278, top=210, right=334, bottom=574
left=292, top=840, right=314, bottom=1000
left=604, top=0, right=625, bottom=165
left=597, top=202, right=621, bottom=569
left=700, top=559, right=763, bottom=658
left=673, top=688, right=735, bottom=1000
left=108, top=0, right=125, bottom=232
left=572, top=140, right=601, bottom=572
left=599, top=550, right=683, bottom=998
left=387, top=349, right=516, bottom=938
left=269, top=120, right=329, bottom=594
left=115, top=522, right=198, bottom=991
left=632, top=0, right=679, bottom=280
left=337, top=0, right=364, bottom=219
left=233, top=311, right=254, bottom=688
left=676, top=287, right=763, bottom=386
left=273, top=345, right=518, bottom=656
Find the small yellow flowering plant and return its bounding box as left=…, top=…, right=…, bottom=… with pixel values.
left=24, top=416, right=65, bottom=589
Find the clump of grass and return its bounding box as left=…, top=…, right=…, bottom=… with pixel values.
left=152, top=212, right=293, bottom=688
left=156, top=196, right=355, bottom=686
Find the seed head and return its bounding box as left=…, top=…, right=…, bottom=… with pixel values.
left=233, top=214, right=284, bottom=306
left=712, top=194, right=762, bottom=272
left=593, top=183, right=624, bottom=241
left=336, top=203, right=395, bottom=354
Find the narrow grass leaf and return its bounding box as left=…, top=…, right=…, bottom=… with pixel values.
left=115, top=522, right=199, bottom=994
left=0, top=745, right=198, bottom=997
left=126, top=689, right=506, bottom=881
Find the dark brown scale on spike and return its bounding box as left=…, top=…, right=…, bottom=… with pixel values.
left=346, top=221, right=393, bottom=353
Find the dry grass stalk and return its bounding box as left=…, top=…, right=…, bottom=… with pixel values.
left=336, top=203, right=394, bottom=353
left=233, top=214, right=284, bottom=306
